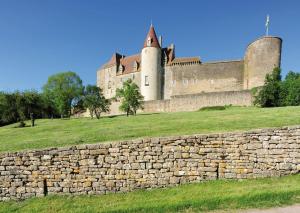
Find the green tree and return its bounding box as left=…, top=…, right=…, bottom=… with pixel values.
left=253, top=67, right=282, bottom=107
left=22, top=90, right=44, bottom=118
left=0, top=92, right=24, bottom=126
left=83, top=85, right=110, bottom=119
left=115, top=79, right=144, bottom=116
left=280, top=71, right=300, bottom=106
left=41, top=92, right=59, bottom=119
left=43, top=71, right=84, bottom=118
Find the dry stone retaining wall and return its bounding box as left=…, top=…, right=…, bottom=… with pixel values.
left=1, top=126, right=300, bottom=201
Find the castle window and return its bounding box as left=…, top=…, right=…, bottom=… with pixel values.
left=145, top=76, right=149, bottom=86
left=133, top=61, right=138, bottom=71
left=147, top=37, right=152, bottom=46
left=118, top=65, right=124, bottom=73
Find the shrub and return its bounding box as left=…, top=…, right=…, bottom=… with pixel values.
left=199, top=106, right=226, bottom=111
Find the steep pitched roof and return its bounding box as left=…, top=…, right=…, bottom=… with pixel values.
left=101, top=53, right=123, bottom=69
left=118, top=54, right=141, bottom=75
left=171, top=57, right=201, bottom=65
left=143, top=25, right=161, bottom=48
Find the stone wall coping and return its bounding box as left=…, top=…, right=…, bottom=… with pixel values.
left=170, top=89, right=251, bottom=99
left=0, top=124, right=299, bottom=157
left=245, top=36, right=282, bottom=51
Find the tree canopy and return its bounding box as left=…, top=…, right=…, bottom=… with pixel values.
left=83, top=85, right=110, bottom=119
left=43, top=71, right=84, bottom=118
left=254, top=68, right=300, bottom=107
left=115, top=79, right=144, bottom=116
left=0, top=90, right=57, bottom=126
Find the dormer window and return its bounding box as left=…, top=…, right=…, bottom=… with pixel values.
left=147, top=37, right=152, bottom=46
left=133, top=61, right=138, bottom=71
left=118, top=64, right=124, bottom=73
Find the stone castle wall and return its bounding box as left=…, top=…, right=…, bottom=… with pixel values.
left=163, top=60, right=244, bottom=99
left=85, top=90, right=253, bottom=116
left=143, top=90, right=252, bottom=113
left=1, top=126, right=300, bottom=201
left=98, top=60, right=245, bottom=101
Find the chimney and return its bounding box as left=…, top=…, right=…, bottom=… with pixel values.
left=159, top=36, right=162, bottom=47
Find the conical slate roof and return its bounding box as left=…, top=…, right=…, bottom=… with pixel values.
left=143, top=25, right=161, bottom=48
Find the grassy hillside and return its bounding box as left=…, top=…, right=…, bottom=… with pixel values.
left=0, top=106, right=300, bottom=152
left=1, top=174, right=300, bottom=213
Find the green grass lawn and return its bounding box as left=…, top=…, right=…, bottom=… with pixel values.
left=1, top=174, right=300, bottom=213
left=0, top=106, right=300, bottom=152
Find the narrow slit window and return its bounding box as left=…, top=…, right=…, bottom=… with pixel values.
left=145, top=76, right=149, bottom=86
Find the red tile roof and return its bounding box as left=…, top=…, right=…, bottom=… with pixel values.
left=101, top=53, right=141, bottom=75
left=118, top=54, right=141, bottom=75
left=143, top=25, right=161, bottom=48
left=102, top=53, right=123, bottom=69
left=171, top=57, right=201, bottom=64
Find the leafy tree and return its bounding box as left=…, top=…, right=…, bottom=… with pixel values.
left=280, top=71, right=300, bottom=106
left=83, top=85, right=110, bottom=119
left=0, top=92, right=19, bottom=125
left=41, top=92, right=59, bottom=119
left=0, top=90, right=61, bottom=126
left=21, top=90, right=44, bottom=119
left=43, top=71, right=84, bottom=118
left=72, top=98, right=85, bottom=115
left=253, top=67, right=282, bottom=107
left=115, top=79, right=144, bottom=116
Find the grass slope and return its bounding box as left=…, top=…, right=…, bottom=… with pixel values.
left=0, top=106, right=300, bottom=152
left=1, top=175, right=300, bottom=213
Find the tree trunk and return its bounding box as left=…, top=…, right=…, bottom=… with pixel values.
left=90, top=109, right=94, bottom=119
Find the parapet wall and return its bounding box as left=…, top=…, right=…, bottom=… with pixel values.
left=164, top=60, right=244, bottom=99
left=1, top=126, right=300, bottom=201
left=144, top=90, right=253, bottom=113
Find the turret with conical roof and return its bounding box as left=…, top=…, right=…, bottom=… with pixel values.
left=143, top=24, right=161, bottom=48
left=141, top=25, right=162, bottom=101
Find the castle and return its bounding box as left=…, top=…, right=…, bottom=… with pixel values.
left=97, top=25, right=282, bottom=114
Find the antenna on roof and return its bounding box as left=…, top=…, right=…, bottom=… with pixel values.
left=150, top=19, right=153, bottom=27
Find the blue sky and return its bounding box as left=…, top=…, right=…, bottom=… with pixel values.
left=0, top=0, right=299, bottom=91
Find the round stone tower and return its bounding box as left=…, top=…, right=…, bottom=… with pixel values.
left=244, top=36, right=282, bottom=89
left=141, top=25, right=162, bottom=101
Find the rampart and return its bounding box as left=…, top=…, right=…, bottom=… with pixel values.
left=144, top=90, right=253, bottom=113
left=1, top=125, right=300, bottom=201
left=164, top=60, right=244, bottom=99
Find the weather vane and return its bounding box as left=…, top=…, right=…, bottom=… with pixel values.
left=265, top=15, right=270, bottom=36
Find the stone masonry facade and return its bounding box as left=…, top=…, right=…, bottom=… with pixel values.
left=1, top=125, right=300, bottom=201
